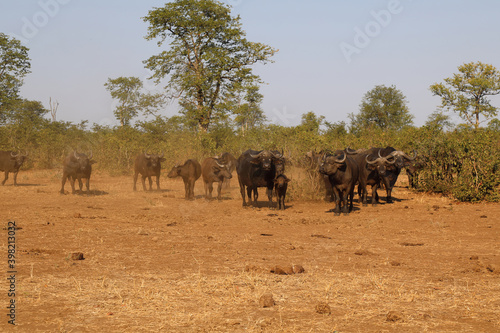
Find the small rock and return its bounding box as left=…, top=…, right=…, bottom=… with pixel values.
left=315, top=302, right=331, bottom=315
left=292, top=264, right=305, bottom=274
left=73, top=213, right=82, bottom=218
left=470, top=255, right=479, bottom=260
left=390, top=261, right=401, bottom=266
left=71, top=252, right=84, bottom=260
left=270, top=266, right=288, bottom=275
left=386, top=311, right=403, bottom=322
left=259, top=293, right=275, bottom=308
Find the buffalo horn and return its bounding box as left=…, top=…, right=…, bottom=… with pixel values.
left=144, top=152, right=151, bottom=159
left=74, top=151, right=80, bottom=160
left=366, top=155, right=379, bottom=165
left=249, top=151, right=263, bottom=159
left=333, top=152, right=347, bottom=163
left=402, top=150, right=417, bottom=160
left=214, top=159, right=226, bottom=168
left=10, top=151, right=19, bottom=157
left=88, top=151, right=93, bottom=159
left=271, top=150, right=283, bottom=159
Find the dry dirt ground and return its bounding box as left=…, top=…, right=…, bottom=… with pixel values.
left=1, top=168, right=499, bottom=332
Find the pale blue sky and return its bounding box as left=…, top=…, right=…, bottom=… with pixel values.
left=2, top=0, right=499, bottom=128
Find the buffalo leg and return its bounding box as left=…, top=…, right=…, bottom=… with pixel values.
left=252, top=187, right=259, bottom=204
left=156, top=175, right=161, bottom=190
left=240, top=183, right=247, bottom=207
left=85, top=178, right=90, bottom=194
left=78, top=177, right=84, bottom=192
left=189, top=180, right=196, bottom=199
left=371, top=184, right=379, bottom=206
left=133, top=172, right=139, bottom=191
left=148, top=176, right=153, bottom=191
left=2, top=171, right=8, bottom=185
left=60, top=173, right=68, bottom=194
left=386, top=187, right=393, bottom=203
left=267, top=187, right=273, bottom=208
left=205, top=181, right=213, bottom=200
left=332, top=188, right=341, bottom=216
left=348, top=188, right=354, bottom=213
left=246, top=187, right=253, bottom=204
left=184, top=179, right=190, bottom=199
left=69, top=176, right=76, bottom=194
left=141, top=176, right=147, bottom=191
left=217, top=181, right=223, bottom=200
left=13, top=171, right=19, bottom=186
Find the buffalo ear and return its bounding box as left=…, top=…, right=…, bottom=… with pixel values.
left=273, top=179, right=278, bottom=184
left=90, top=160, right=97, bottom=165
left=212, top=166, right=220, bottom=173
left=159, top=157, right=166, bottom=162
left=249, top=158, right=260, bottom=165
left=285, top=178, right=291, bottom=183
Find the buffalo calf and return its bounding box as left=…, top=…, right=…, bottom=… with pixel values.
left=167, top=159, right=202, bottom=200
left=274, top=174, right=290, bottom=210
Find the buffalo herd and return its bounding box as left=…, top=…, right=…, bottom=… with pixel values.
left=0, top=146, right=417, bottom=214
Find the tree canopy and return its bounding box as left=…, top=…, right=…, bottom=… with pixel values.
left=142, top=0, right=276, bottom=132
left=349, top=84, right=413, bottom=134
left=104, top=77, right=165, bottom=127
left=430, top=61, right=500, bottom=129
left=0, top=33, right=31, bottom=122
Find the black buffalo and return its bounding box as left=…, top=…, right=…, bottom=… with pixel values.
left=133, top=153, right=166, bottom=191
left=236, top=149, right=284, bottom=207
left=167, top=159, right=202, bottom=200
left=319, top=150, right=359, bottom=215
left=274, top=174, right=290, bottom=210
left=0, top=151, right=28, bottom=186
left=60, top=151, right=95, bottom=194
left=201, top=157, right=232, bottom=200
left=348, top=147, right=416, bottom=204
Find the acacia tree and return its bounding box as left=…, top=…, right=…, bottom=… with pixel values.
left=349, top=84, right=413, bottom=134
left=142, top=0, right=276, bottom=132
left=430, top=61, right=500, bottom=129
left=104, top=77, right=165, bottom=127
left=0, top=33, right=31, bottom=122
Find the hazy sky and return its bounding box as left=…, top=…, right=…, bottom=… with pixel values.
left=2, top=0, right=499, bottom=128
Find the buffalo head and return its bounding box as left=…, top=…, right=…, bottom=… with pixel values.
left=249, top=150, right=282, bottom=170
left=319, top=150, right=347, bottom=175
left=73, top=151, right=95, bottom=172
left=366, top=152, right=395, bottom=176
left=213, top=159, right=232, bottom=179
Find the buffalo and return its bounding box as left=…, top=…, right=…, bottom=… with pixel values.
left=0, top=151, right=28, bottom=186
left=133, top=153, right=166, bottom=191
left=167, top=159, right=202, bottom=200
left=274, top=174, right=290, bottom=210
left=348, top=147, right=416, bottom=204
left=60, top=151, right=95, bottom=194
left=201, top=157, right=232, bottom=200
left=319, top=150, right=359, bottom=215
left=236, top=149, right=284, bottom=207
